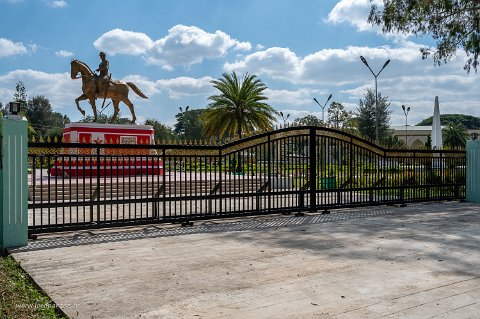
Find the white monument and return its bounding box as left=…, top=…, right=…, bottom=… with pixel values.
left=431, top=96, right=443, bottom=150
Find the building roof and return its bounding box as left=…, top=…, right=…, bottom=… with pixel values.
left=389, top=125, right=437, bottom=131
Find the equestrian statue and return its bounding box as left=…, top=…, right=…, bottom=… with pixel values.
left=70, top=52, right=148, bottom=124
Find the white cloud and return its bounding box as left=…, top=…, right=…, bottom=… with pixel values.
left=0, top=68, right=218, bottom=123
left=225, top=42, right=425, bottom=85
left=265, top=88, right=325, bottom=107
left=280, top=109, right=324, bottom=121
left=156, top=76, right=214, bottom=99
left=0, top=69, right=78, bottom=111
left=0, top=38, right=28, bottom=57
left=234, top=41, right=252, bottom=51
left=28, top=43, right=38, bottom=53
left=121, top=74, right=160, bottom=98
left=94, top=29, right=154, bottom=56
left=325, top=0, right=409, bottom=40
left=148, top=25, right=251, bottom=69
left=326, top=0, right=381, bottom=32
left=344, top=74, right=478, bottom=102
left=225, top=41, right=479, bottom=126
left=94, top=25, right=251, bottom=70
left=48, top=0, right=67, bottom=8
left=343, top=72, right=480, bottom=125
left=225, top=47, right=301, bottom=80
left=55, top=50, right=74, bottom=57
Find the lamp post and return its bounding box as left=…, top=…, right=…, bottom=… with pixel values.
left=360, top=56, right=390, bottom=144
left=402, top=105, right=411, bottom=148
left=9, top=101, right=21, bottom=115
left=279, top=111, right=290, bottom=127
left=313, top=94, right=332, bottom=126
left=179, top=106, right=189, bottom=139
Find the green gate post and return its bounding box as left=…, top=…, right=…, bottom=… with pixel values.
left=0, top=115, right=28, bottom=254
left=466, top=139, right=480, bottom=203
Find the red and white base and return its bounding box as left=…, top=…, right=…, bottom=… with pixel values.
left=50, top=123, right=163, bottom=177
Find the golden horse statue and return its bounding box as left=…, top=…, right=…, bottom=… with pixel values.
left=70, top=59, right=148, bottom=123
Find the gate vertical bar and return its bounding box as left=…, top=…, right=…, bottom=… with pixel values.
left=162, top=148, right=166, bottom=219
left=219, top=148, right=223, bottom=215
left=267, top=135, right=271, bottom=212
left=382, top=150, right=387, bottom=203
left=96, top=146, right=101, bottom=223
left=349, top=137, right=354, bottom=204
left=309, top=128, right=317, bottom=212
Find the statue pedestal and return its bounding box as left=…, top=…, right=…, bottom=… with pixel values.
left=63, top=122, right=154, bottom=145
left=50, top=123, right=163, bottom=177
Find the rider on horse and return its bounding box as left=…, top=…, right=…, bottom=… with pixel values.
left=71, top=57, right=148, bottom=124
left=95, top=51, right=110, bottom=95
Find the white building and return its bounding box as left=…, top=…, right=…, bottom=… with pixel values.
left=389, top=125, right=480, bottom=149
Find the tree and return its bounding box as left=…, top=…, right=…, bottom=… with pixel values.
left=79, top=113, right=129, bottom=125
left=443, top=123, right=469, bottom=150
left=175, top=108, right=206, bottom=140
left=382, top=134, right=405, bottom=149
left=26, top=95, right=70, bottom=138
left=424, top=135, right=432, bottom=149
left=327, top=102, right=353, bottom=130
left=356, top=89, right=391, bottom=143
left=369, top=0, right=480, bottom=73
left=202, top=71, right=276, bottom=138
left=417, top=114, right=480, bottom=129
left=292, top=114, right=323, bottom=127
left=145, top=118, right=176, bottom=142
left=14, top=81, right=27, bottom=104
left=27, top=124, right=37, bottom=141
left=44, top=127, right=64, bottom=141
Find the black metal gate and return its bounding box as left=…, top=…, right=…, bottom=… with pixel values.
left=28, top=127, right=466, bottom=236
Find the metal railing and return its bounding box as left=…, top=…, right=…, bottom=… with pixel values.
left=28, top=127, right=466, bottom=236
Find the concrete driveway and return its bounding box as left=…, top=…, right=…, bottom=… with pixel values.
left=11, top=202, right=480, bottom=319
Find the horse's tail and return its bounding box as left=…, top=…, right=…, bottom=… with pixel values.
left=127, top=82, right=148, bottom=99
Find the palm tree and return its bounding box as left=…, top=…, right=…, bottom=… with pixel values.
left=202, top=71, right=276, bottom=138
left=443, top=123, right=469, bottom=150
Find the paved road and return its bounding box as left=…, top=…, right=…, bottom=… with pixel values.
left=12, top=202, right=480, bottom=319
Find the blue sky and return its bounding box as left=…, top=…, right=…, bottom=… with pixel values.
left=1, top=0, right=479, bottom=128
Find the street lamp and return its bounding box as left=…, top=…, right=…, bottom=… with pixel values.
left=313, top=94, right=332, bottom=125
left=279, top=111, right=290, bottom=126
left=360, top=56, right=390, bottom=144
left=9, top=101, right=21, bottom=115
left=402, top=105, right=411, bottom=148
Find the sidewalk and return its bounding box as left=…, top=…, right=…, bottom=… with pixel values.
left=11, top=202, right=480, bottom=319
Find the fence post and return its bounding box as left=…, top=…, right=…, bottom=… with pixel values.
left=466, top=140, right=480, bottom=202
left=0, top=116, right=28, bottom=254
left=309, top=128, right=317, bottom=212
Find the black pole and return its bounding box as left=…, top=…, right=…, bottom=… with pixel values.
left=309, top=128, right=317, bottom=212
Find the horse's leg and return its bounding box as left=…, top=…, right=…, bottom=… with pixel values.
left=88, top=96, right=98, bottom=122
left=75, top=94, right=88, bottom=116
left=122, top=97, right=137, bottom=124
left=110, top=99, right=120, bottom=124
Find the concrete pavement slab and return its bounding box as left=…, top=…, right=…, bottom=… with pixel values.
left=11, top=202, right=480, bottom=318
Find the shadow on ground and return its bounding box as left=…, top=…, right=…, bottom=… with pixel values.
left=13, top=201, right=480, bottom=278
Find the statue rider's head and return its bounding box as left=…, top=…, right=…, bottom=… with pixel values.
left=99, top=51, right=106, bottom=59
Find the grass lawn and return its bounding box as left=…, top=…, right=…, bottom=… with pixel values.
left=0, top=256, right=66, bottom=319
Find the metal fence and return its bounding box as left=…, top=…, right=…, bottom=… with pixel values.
left=28, top=126, right=466, bottom=236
